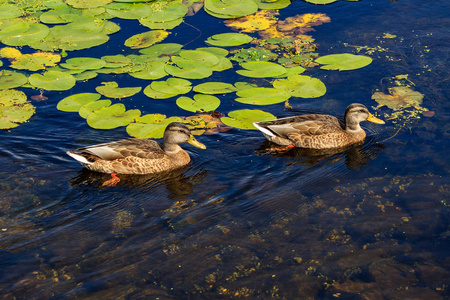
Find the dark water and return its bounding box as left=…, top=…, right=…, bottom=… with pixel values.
left=1, top=0, right=449, bottom=299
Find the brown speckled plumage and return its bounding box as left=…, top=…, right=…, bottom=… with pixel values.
left=254, top=103, right=384, bottom=150
left=67, top=123, right=206, bottom=175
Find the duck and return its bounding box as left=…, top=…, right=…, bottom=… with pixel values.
left=67, top=122, right=206, bottom=179
left=253, top=103, right=385, bottom=150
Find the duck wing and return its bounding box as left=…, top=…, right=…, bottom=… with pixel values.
left=262, top=114, right=343, bottom=138
left=77, top=138, right=166, bottom=160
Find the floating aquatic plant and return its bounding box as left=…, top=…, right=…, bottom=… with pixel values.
left=221, top=109, right=276, bottom=129
left=95, top=81, right=142, bottom=99
left=176, top=94, right=221, bottom=113
left=0, top=89, right=35, bottom=129
left=315, top=53, right=372, bottom=71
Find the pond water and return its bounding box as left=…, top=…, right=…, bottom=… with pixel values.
left=1, top=0, right=449, bottom=299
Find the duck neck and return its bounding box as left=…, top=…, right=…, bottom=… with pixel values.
left=163, top=142, right=182, bottom=153
left=345, top=118, right=363, bottom=133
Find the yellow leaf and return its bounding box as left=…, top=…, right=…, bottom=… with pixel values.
left=371, top=87, right=424, bottom=110
left=0, top=47, right=22, bottom=59
left=224, top=10, right=279, bottom=33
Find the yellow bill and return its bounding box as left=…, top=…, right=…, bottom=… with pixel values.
left=367, top=113, right=385, bottom=124
left=187, top=135, right=206, bottom=149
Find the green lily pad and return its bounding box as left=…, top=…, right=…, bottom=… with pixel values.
left=101, top=55, right=132, bottom=68
left=272, top=75, right=326, bottom=98
left=315, top=53, right=372, bottom=71
left=60, top=57, right=107, bottom=70
left=87, top=103, right=141, bottom=129
left=139, top=43, right=183, bottom=57
left=165, top=61, right=213, bottom=79
left=124, top=30, right=169, bottom=49
left=129, top=60, right=168, bottom=80
left=57, top=93, right=101, bottom=112
left=205, top=33, right=253, bottom=47
left=0, top=5, right=24, bottom=20
left=204, top=0, right=258, bottom=19
left=0, top=70, right=28, bottom=90
left=172, top=50, right=220, bottom=67
left=0, top=23, right=50, bottom=47
left=0, top=89, right=35, bottom=129
left=196, top=47, right=229, bottom=57
left=237, top=61, right=287, bottom=78
left=106, top=2, right=154, bottom=19
left=66, top=0, right=113, bottom=9
left=176, top=94, right=221, bottom=113
left=235, top=87, right=291, bottom=105
left=143, top=78, right=191, bottom=99
left=95, top=81, right=142, bottom=99
left=74, top=71, right=98, bottom=81
left=126, top=114, right=183, bottom=139
left=304, top=0, right=338, bottom=4
left=39, top=7, right=82, bottom=24
left=254, top=0, right=291, bottom=9
left=79, top=99, right=112, bottom=118
left=29, top=21, right=110, bottom=51
left=29, top=70, right=76, bottom=91
left=221, top=109, right=276, bottom=129
left=140, top=17, right=183, bottom=30
left=193, top=82, right=237, bottom=94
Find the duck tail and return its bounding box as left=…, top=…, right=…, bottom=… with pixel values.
left=66, top=151, right=94, bottom=165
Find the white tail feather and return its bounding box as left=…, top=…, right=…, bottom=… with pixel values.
left=66, top=151, right=93, bottom=165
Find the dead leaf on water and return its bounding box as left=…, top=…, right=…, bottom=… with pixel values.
left=372, top=86, right=424, bottom=110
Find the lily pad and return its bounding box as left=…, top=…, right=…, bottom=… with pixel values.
left=221, top=109, right=276, bottom=129
left=106, top=2, right=154, bottom=19
left=126, top=114, right=183, bottom=139
left=29, top=71, right=76, bottom=91
left=193, top=82, right=237, bottom=94
left=95, top=81, right=142, bottom=99
left=143, top=78, right=192, bottom=99
left=8, top=52, right=61, bottom=71
left=237, top=61, right=287, bottom=78
left=129, top=61, right=168, bottom=80
left=79, top=99, right=112, bottom=118
left=176, top=94, right=221, bottom=113
left=204, top=0, right=258, bottom=19
left=315, top=53, right=372, bottom=71
left=304, top=0, right=338, bottom=4
left=0, top=23, right=50, bottom=47
left=66, top=0, right=113, bottom=9
left=165, top=61, right=213, bottom=79
left=60, top=57, right=106, bottom=70
left=139, top=43, right=183, bottom=57
left=101, top=55, right=132, bottom=68
left=205, top=33, right=253, bottom=47
left=57, top=93, right=101, bottom=112
left=272, top=75, right=326, bottom=98
left=371, top=87, right=424, bottom=110
left=87, top=103, right=141, bottom=129
left=0, top=5, right=23, bottom=20
left=0, top=89, right=35, bottom=129
left=235, top=87, right=291, bottom=105
left=172, top=50, right=220, bottom=67
left=0, top=70, right=28, bottom=90
left=124, top=30, right=169, bottom=49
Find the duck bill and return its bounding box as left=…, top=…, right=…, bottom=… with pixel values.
left=367, top=113, right=385, bottom=124
left=187, top=135, right=206, bottom=149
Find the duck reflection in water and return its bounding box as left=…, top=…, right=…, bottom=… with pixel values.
left=256, top=138, right=385, bottom=170
left=68, top=167, right=208, bottom=200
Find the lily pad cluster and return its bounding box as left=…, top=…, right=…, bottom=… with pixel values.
left=0, top=0, right=374, bottom=133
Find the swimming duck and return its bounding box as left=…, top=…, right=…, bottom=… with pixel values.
left=253, top=103, right=385, bottom=150
left=67, top=122, right=206, bottom=176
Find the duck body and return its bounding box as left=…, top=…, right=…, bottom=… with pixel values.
left=67, top=122, right=206, bottom=175
left=253, top=103, right=385, bottom=150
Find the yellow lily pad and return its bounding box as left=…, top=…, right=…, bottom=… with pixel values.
left=0, top=89, right=35, bottom=129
